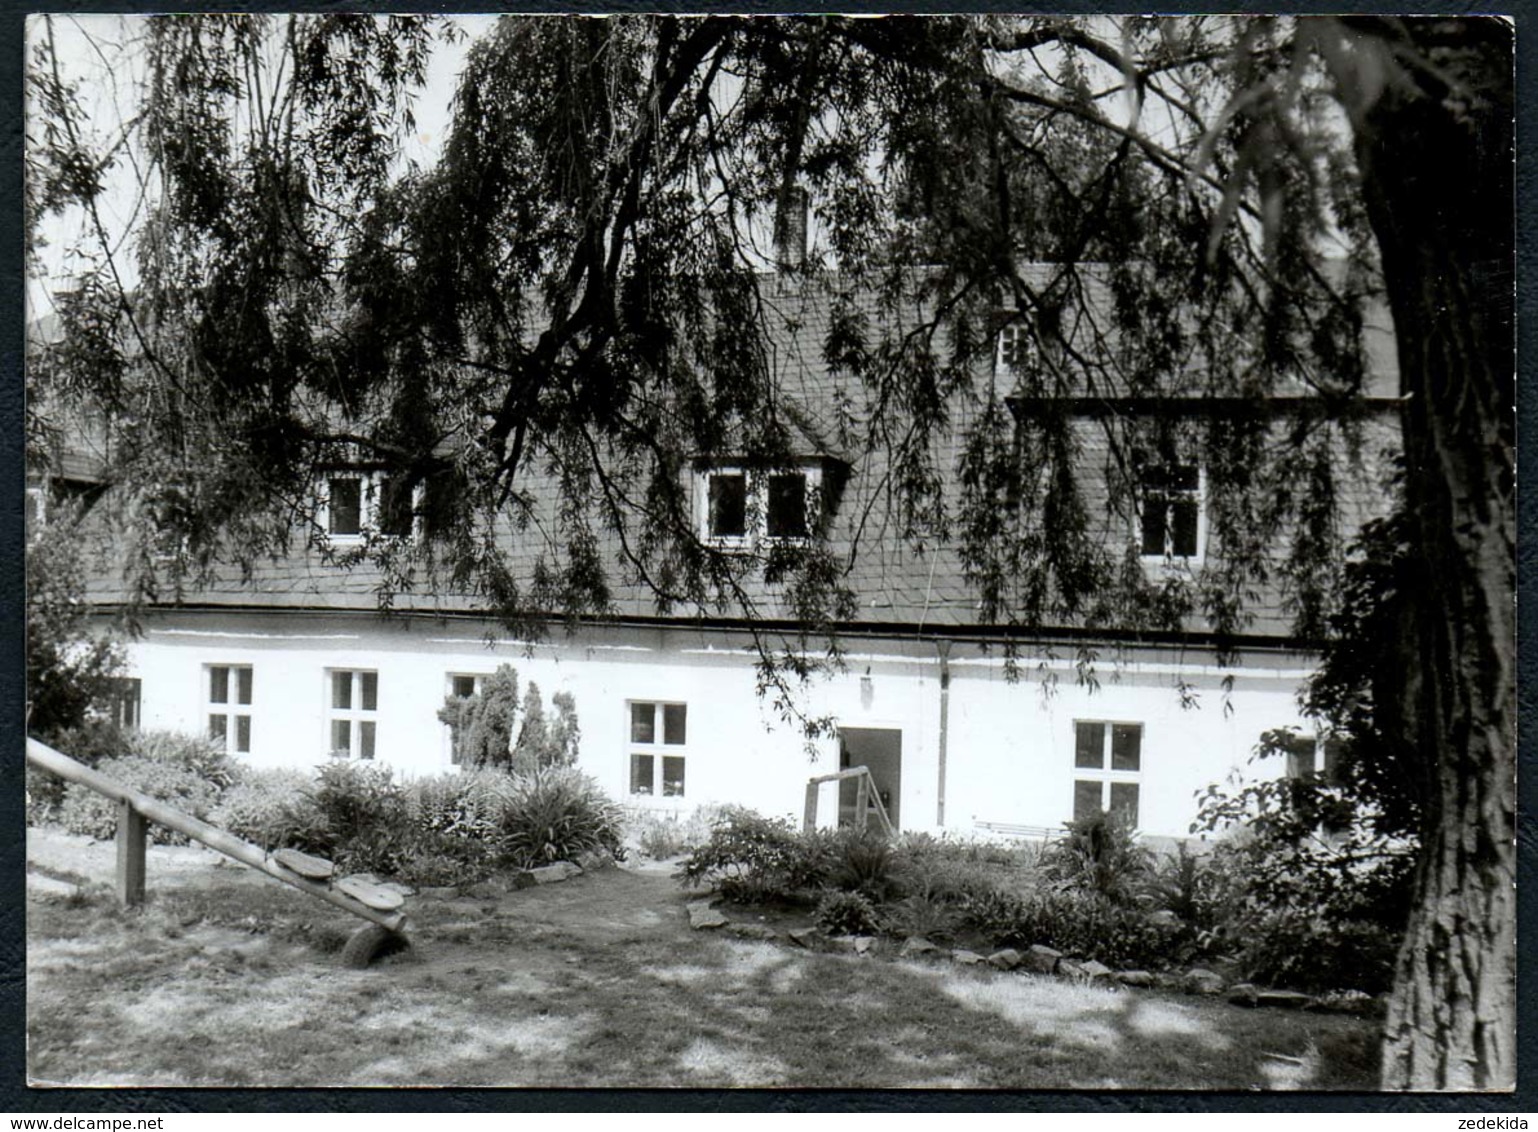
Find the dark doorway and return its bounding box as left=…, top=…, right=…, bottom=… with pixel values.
left=838, top=727, right=902, bottom=830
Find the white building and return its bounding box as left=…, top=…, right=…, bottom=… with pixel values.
left=60, top=279, right=1402, bottom=839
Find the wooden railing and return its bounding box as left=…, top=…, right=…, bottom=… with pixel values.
left=803, top=765, right=894, bottom=837
left=26, top=737, right=406, bottom=934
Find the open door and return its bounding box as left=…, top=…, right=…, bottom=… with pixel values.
left=838, top=727, right=902, bottom=831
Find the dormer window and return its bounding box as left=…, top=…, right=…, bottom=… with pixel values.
left=1138, top=463, right=1204, bottom=561
left=327, top=476, right=364, bottom=538
left=997, top=322, right=1029, bottom=372
left=319, top=471, right=421, bottom=543
left=700, top=464, right=821, bottom=548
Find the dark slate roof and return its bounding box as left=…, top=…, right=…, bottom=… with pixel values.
left=77, top=270, right=1403, bottom=644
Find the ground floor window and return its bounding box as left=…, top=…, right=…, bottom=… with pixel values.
left=628, top=701, right=687, bottom=798
left=328, top=669, right=378, bottom=759
left=1072, top=720, right=1141, bottom=825
left=206, top=665, right=252, bottom=754
left=105, top=676, right=141, bottom=730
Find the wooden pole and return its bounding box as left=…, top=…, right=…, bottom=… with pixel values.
left=803, top=781, right=819, bottom=833
left=854, top=774, right=869, bottom=833
left=27, top=738, right=406, bottom=933
left=115, top=798, right=147, bottom=907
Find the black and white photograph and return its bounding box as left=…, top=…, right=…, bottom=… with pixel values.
left=22, top=13, right=1515, bottom=1093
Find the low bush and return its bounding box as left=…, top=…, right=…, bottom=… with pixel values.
left=391, top=830, right=493, bottom=889
left=1235, top=908, right=1403, bottom=995
left=966, top=887, right=1186, bottom=970
left=213, top=767, right=313, bottom=849
left=826, top=829, right=903, bottom=901
left=56, top=731, right=235, bottom=846
left=26, top=761, right=66, bottom=826
left=883, top=891, right=964, bottom=941
left=1042, top=810, right=1155, bottom=907
left=270, top=761, right=411, bottom=875
left=678, top=807, right=830, bottom=903
left=623, top=804, right=725, bottom=860
left=1193, top=754, right=1418, bottom=993
left=488, top=766, right=625, bottom=869
left=814, top=889, right=882, bottom=936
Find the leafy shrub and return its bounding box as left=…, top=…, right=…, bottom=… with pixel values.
left=489, top=767, right=624, bottom=869
left=26, top=761, right=67, bottom=825
left=815, top=889, right=882, bottom=936
left=961, top=886, right=1183, bottom=970
left=1148, top=842, right=1223, bottom=931
left=827, top=829, right=902, bottom=901
left=623, top=804, right=724, bottom=860
left=884, top=892, right=964, bottom=941
left=391, top=830, right=493, bottom=889
left=1193, top=748, right=1418, bottom=993
left=894, top=834, right=1018, bottom=906
left=56, top=731, right=235, bottom=845
left=678, top=807, right=830, bottom=903
left=1235, top=908, right=1403, bottom=994
left=407, top=769, right=508, bottom=840
left=37, top=719, right=131, bottom=769
left=213, top=767, right=313, bottom=849
left=1043, top=809, right=1155, bottom=906
left=274, top=762, right=410, bottom=874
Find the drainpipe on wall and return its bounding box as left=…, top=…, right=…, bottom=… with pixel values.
left=936, top=638, right=952, bottom=828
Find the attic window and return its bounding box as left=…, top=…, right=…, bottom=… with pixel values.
left=328, top=477, right=363, bottom=537
left=997, top=323, right=1029, bottom=371
left=700, top=465, right=821, bottom=548
left=767, top=474, right=809, bottom=538
left=1139, top=463, right=1203, bottom=560
left=708, top=473, right=748, bottom=539
left=319, top=471, right=423, bottom=543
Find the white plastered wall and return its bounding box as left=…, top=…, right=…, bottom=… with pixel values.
left=114, top=610, right=1314, bottom=838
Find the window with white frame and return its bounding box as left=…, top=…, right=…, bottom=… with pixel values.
left=700, top=466, right=820, bottom=546
left=442, top=673, right=486, bottom=766
left=328, top=669, right=378, bottom=759
left=997, top=322, right=1029, bottom=372
left=1284, top=732, right=1345, bottom=785
left=628, top=701, right=687, bottom=798
left=1138, top=463, right=1204, bottom=560
left=206, top=665, right=252, bottom=754
left=1072, top=720, right=1141, bottom=826
left=320, top=472, right=420, bottom=542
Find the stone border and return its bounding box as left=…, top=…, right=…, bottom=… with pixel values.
left=683, top=895, right=1380, bottom=1017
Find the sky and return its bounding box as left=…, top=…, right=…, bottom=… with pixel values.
left=25, top=14, right=497, bottom=320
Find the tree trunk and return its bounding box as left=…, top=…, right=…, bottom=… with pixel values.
left=1348, top=18, right=1515, bottom=1090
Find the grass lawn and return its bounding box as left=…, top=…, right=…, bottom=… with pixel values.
left=27, top=828, right=1382, bottom=1089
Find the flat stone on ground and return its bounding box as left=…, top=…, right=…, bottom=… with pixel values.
left=687, top=900, right=729, bottom=930
left=951, top=949, right=986, bottom=966
left=1079, top=960, right=1114, bottom=982
left=1185, top=968, right=1225, bottom=995
left=987, top=948, right=1023, bottom=971
left=899, top=936, right=940, bottom=958
left=1256, top=989, right=1315, bottom=1010
left=1115, top=970, right=1155, bottom=988
left=787, top=927, right=819, bottom=948
left=1227, top=982, right=1261, bottom=1007
left=1023, top=944, right=1061, bottom=974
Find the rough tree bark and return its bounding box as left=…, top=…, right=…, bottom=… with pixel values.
left=1349, top=17, right=1516, bottom=1090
